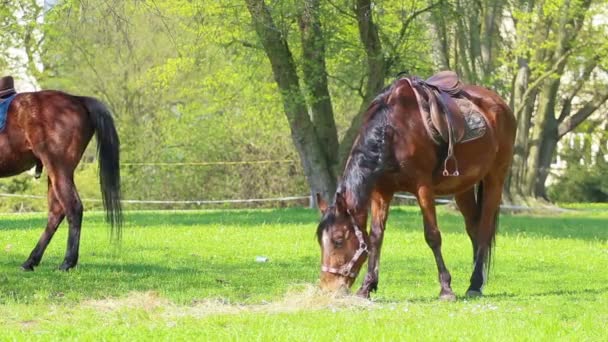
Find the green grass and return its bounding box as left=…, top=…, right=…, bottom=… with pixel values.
left=1, top=206, right=607, bottom=340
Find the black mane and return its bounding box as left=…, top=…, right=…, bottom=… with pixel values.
left=316, top=79, right=402, bottom=240
left=339, top=84, right=396, bottom=211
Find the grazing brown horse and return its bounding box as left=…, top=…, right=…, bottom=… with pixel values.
left=316, top=72, right=516, bottom=300
left=0, top=85, right=122, bottom=271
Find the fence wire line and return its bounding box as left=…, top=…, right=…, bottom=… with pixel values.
left=115, top=159, right=560, bottom=171
left=122, top=160, right=296, bottom=166
left=392, top=194, right=568, bottom=212
left=0, top=192, right=566, bottom=212
left=0, top=193, right=309, bottom=204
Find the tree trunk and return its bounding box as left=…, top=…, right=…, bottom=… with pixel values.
left=507, top=58, right=537, bottom=200
left=298, top=0, right=339, bottom=173
left=535, top=125, right=559, bottom=199
left=245, top=0, right=336, bottom=201
left=523, top=79, right=560, bottom=198
left=429, top=6, right=450, bottom=70
left=337, top=0, right=387, bottom=169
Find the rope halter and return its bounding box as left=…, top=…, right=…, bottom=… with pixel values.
left=320, top=219, right=368, bottom=279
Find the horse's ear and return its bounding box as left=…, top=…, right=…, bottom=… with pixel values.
left=335, top=192, right=347, bottom=214
left=316, top=193, right=328, bottom=214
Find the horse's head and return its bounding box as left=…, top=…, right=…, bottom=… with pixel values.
left=315, top=193, right=369, bottom=291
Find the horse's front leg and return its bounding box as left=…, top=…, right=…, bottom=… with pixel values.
left=416, top=184, right=456, bottom=301
left=356, top=190, right=393, bottom=298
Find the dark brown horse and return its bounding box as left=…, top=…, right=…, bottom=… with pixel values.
left=316, top=73, right=516, bottom=300
left=1, top=89, right=122, bottom=271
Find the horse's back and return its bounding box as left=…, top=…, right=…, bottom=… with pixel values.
left=386, top=80, right=516, bottom=195
left=0, top=90, right=94, bottom=176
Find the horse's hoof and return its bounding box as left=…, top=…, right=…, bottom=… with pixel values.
left=356, top=289, right=371, bottom=299
left=58, top=263, right=75, bottom=271
left=21, top=264, right=34, bottom=272
left=465, top=290, right=483, bottom=298
left=439, top=291, right=457, bottom=301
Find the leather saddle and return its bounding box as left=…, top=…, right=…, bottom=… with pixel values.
left=408, top=71, right=468, bottom=176
left=0, top=76, right=16, bottom=99
left=415, top=71, right=466, bottom=143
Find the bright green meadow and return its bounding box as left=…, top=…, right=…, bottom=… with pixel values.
left=1, top=206, right=607, bottom=340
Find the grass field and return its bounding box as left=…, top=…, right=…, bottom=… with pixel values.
left=1, top=205, right=607, bottom=340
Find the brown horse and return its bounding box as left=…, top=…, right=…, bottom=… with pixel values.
left=1, top=90, right=122, bottom=271
left=316, top=73, right=516, bottom=300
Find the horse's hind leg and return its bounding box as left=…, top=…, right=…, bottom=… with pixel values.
left=416, top=184, right=456, bottom=301
left=466, top=172, right=505, bottom=297
left=455, top=188, right=480, bottom=263
left=51, top=171, right=83, bottom=271
left=21, top=180, right=65, bottom=271
left=39, top=160, right=83, bottom=271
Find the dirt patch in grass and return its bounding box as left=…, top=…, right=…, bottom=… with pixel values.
left=19, top=320, right=38, bottom=329
left=82, top=291, right=170, bottom=312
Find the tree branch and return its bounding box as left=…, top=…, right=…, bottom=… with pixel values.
left=223, top=38, right=261, bottom=49
left=326, top=0, right=357, bottom=20
left=557, top=90, right=608, bottom=139
left=298, top=0, right=339, bottom=167
left=397, top=2, right=440, bottom=47
left=515, top=50, right=572, bottom=115
left=557, top=58, right=598, bottom=123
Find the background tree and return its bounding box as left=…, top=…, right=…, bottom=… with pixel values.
left=244, top=0, right=436, bottom=202
left=1, top=0, right=606, bottom=211
left=0, top=0, right=45, bottom=87
left=428, top=0, right=608, bottom=202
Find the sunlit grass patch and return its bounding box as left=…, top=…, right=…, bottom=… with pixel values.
left=1, top=206, right=607, bottom=340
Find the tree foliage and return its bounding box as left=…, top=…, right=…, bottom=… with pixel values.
left=0, top=0, right=606, bottom=211
left=427, top=0, right=608, bottom=202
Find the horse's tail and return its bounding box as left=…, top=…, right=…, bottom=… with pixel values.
left=476, top=181, right=499, bottom=277
left=80, top=97, right=123, bottom=240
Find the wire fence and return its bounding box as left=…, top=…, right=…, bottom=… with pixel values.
left=0, top=191, right=568, bottom=213
left=0, top=159, right=574, bottom=213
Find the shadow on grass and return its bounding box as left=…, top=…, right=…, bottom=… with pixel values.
left=0, top=208, right=322, bottom=232
left=482, top=286, right=608, bottom=300
left=1, top=207, right=606, bottom=241
left=387, top=208, right=608, bottom=242
left=368, top=286, right=608, bottom=305
left=0, top=255, right=320, bottom=304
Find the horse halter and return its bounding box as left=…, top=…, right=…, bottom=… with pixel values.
left=320, top=219, right=368, bottom=279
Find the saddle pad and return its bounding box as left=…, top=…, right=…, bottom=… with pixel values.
left=417, top=93, right=487, bottom=145
left=0, top=94, right=16, bottom=132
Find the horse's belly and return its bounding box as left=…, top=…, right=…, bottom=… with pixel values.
left=434, top=168, right=485, bottom=195
left=434, top=144, right=496, bottom=195
left=0, top=136, right=37, bottom=177
left=0, top=159, right=37, bottom=177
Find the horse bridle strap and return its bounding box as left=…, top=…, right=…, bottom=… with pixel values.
left=321, top=222, right=368, bottom=279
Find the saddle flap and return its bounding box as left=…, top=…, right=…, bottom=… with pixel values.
left=427, top=93, right=449, bottom=140
left=425, top=71, right=461, bottom=94
left=427, top=89, right=466, bottom=143
left=439, top=91, right=466, bottom=142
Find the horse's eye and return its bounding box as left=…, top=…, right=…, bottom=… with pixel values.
left=332, top=238, right=344, bottom=248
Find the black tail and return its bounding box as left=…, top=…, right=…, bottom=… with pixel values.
left=81, top=97, right=123, bottom=240
left=476, top=181, right=499, bottom=276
